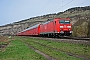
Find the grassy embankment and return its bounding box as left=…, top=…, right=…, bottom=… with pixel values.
left=1, top=36, right=90, bottom=60
left=30, top=38, right=90, bottom=59
left=17, top=37, right=90, bottom=60
left=0, top=38, right=46, bottom=60
left=0, top=36, right=10, bottom=52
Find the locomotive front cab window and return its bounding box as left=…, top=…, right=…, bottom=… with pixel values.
left=65, top=20, right=70, bottom=24
left=59, top=20, right=64, bottom=24
left=59, top=20, right=70, bottom=24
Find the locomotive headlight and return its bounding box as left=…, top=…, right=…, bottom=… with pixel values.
left=70, top=31, right=72, bottom=33
left=60, top=26, right=64, bottom=28
left=67, top=26, right=71, bottom=28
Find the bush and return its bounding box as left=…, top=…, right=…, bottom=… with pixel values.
left=87, top=21, right=90, bottom=37
left=72, top=22, right=88, bottom=37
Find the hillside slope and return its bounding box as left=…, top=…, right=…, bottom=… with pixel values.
left=0, top=6, right=90, bottom=37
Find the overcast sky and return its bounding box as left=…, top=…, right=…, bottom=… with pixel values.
left=0, top=0, right=90, bottom=26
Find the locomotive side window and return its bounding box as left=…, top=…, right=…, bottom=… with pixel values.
left=55, top=21, right=56, bottom=24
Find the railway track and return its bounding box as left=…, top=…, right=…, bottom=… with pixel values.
left=23, top=36, right=90, bottom=40
left=60, top=36, right=90, bottom=40
left=24, top=36, right=90, bottom=45
left=26, top=43, right=57, bottom=60
left=28, top=40, right=88, bottom=60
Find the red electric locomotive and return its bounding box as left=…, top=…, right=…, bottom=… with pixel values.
left=17, top=18, right=72, bottom=37
left=40, top=18, right=72, bottom=37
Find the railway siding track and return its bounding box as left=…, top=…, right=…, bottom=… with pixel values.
left=29, top=36, right=90, bottom=45
left=28, top=40, right=89, bottom=60
left=19, top=36, right=90, bottom=60
left=62, top=36, right=90, bottom=40
left=26, top=43, right=57, bottom=60
left=18, top=37, right=88, bottom=60
left=20, top=40, right=57, bottom=60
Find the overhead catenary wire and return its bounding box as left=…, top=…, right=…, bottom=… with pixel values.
left=48, top=0, right=66, bottom=13
left=78, top=0, right=88, bottom=5
left=37, top=0, right=89, bottom=16
left=38, top=0, right=51, bottom=14
left=52, top=0, right=74, bottom=13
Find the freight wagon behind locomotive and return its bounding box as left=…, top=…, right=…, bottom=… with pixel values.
left=17, top=18, right=72, bottom=37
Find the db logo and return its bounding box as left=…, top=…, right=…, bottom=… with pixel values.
left=45, top=26, right=47, bottom=29
left=64, top=25, right=66, bottom=28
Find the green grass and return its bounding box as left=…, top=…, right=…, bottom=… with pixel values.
left=0, top=42, right=8, bottom=52
left=0, top=40, right=46, bottom=60
left=0, top=42, right=8, bottom=45
left=28, top=38, right=90, bottom=59
left=28, top=41, right=82, bottom=60
left=17, top=37, right=90, bottom=59
left=17, top=37, right=82, bottom=60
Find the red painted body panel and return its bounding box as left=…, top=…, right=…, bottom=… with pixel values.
left=40, top=21, right=54, bottom=34
left=17, top=24, right=40, bottom=36
left=40, top=18, right=72, bottom=35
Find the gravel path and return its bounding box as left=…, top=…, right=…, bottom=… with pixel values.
left=30, top=40, right=89, bottom=60
left=26, top=43, right=57, bottom=60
